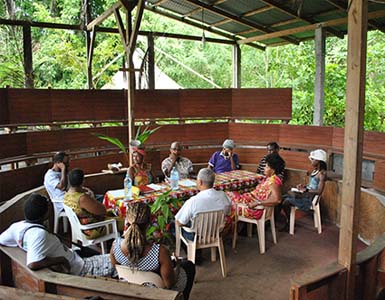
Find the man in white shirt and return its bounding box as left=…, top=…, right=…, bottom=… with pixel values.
left=44, top=151, right=69, bottom=211
left=0, top=193, right=115, bottom=277
left=175, top=168, right=230, bottom=240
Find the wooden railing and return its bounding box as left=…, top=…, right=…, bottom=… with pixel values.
left=289, top=234, right=385, bottom=300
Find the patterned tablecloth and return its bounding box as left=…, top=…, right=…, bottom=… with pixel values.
left=104, top=170, right=262, bottom=218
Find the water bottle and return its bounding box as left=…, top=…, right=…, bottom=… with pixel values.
left=170, top=166, right=179, bottom=190
left=124, top=174, right=132, bottom=200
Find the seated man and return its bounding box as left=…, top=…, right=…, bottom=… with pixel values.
left=44, top=151, right=69, bottom=211
left=257, top=142, right=286, bottom=182
left=0, top=193, right=115, bottom=277
left=162, top=141, right=193, bottom=180
left=175, top=168, right=231, bottom=240
left=208, top=139, right=239, bottom=174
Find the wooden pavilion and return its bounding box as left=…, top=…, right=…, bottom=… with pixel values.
left=1, top=1, right=385, bottom=299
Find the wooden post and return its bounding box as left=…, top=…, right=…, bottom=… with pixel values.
left=85, top=0, right=94, bottom=89
left=147, top=33, right=155, bottom=90
left=127, top=9, right=134, bottom=167
left=338, top=1, right=367, bottom=300
left=313, top=25, right=325, bottom=126
left=232, top=44, right=241, bottom=88
left=22, top=25, right=33, bottom=88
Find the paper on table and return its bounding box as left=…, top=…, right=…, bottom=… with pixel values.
left=179, top=179, right=196, bottom=187
left=147, top=183, right=164, bottom=191
left=291, top=187, right=302, bottom=193
left=107, top=189, right=125, bottom=199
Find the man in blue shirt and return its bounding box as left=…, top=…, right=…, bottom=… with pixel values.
left=208, top=139, right=240, bottom=174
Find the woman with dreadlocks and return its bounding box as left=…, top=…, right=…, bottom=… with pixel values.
left=110, top=202, right=195, bottom=300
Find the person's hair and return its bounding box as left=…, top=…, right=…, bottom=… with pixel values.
left=68, top=168, right=84, bottom=187
left=265, top=153, right=285, bottom=176
left=319, top=161, right=327, bottom=171
left=267, top=142, right=280, bottom=150
left=124, top=202, right=151, bottom=263
left=24, top=193, right=49, bottom=223
left=53, top=151, right=68, bottom=163
left=197, top=168, right=215, bottom=188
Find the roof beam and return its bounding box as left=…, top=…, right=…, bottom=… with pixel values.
left=183, top=0, right=299, bottom=44
left=325, top=0, right=385, bottom=33
left=183, top=7, right=202, bottom=18
left=238, top=9, right=385, bottom=44
left=259, top=0, right=345, bottom=38
left=243, top=6, right=274, bottom=17
left=128, top=0, right=145, bottom=56
left=144, top=4, right=265, bottom=50
left=153, top=0, right=170, bottom=6
left=87, top=1, right=122, bottom=30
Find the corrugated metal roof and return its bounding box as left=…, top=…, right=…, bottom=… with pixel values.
left=145, top=0, right=385, bottom=49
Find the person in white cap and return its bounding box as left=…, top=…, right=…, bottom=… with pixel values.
left=208, top=139, right=240, bottom=174
left=280, top=149, right=327, bottom=232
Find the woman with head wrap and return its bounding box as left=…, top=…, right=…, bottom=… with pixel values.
left=127, top=147, right=155, bottom=186
left=110, top=202, right=195, bottom=300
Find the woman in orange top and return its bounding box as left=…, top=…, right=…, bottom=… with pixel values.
left=233, top=153, right=284, bottom=220
left=127, top=147, right=155, bottom=186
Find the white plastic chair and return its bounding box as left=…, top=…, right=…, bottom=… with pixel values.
left=175, top=210, right=227, bottom=277
left=63, top=204, right=119, bottom=254
left=289, top=194, right=322, bottom=235
left=232, top=203, right=277, bottom=254
left=52, top=199, right=68, bottom=234
left=115, top=265, right=165, bottom=288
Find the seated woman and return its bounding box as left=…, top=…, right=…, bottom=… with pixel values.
left=64, top=168, right=124, bottom=239
left=231, top=153, right=284, bottom=220
left=208, top=139, right=240, bottom=174
left=110, top=202, right=195, bottom=300
left=127, top=147, right=155, bottom=186
left=280, top=149, right=327, bottom=231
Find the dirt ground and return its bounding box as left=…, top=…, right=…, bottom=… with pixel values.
left=188, top=216, right=359, bottom=300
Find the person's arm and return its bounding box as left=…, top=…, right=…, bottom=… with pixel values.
left=28, top=256, right=70, bottom=273
left=164, top=155, right=178, bottom=178
left=229, top=150, right=236, bottom=170
left=208, top=152, right=216, bottom=169
left=158, top=245, right=176, bottom=289
left=55, top=162, right=68, bottom=191
left=311, top=172, right=326, bottom=195
left=79, top=194, right=106, bottom=216
left=127, top=167, right=135, bottom=182
left=109, top=240, right=117, bottom=267
left=248, top=183, right=281, bottom=208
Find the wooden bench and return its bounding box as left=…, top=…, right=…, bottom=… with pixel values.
left=0, top=246, right=182, bottom=300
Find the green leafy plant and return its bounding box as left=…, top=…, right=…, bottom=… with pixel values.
left=147, top=190, right=183, bottom=246
left=134, top=126, right=161, bottom=144
left=92, top=133, right=129, bottom=166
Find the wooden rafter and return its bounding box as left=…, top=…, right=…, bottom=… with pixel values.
left=238, top=9, right=385, bottom=44
left=183, top=0, right=300, bottom=44
left=128, top=0, right=145, bottom=56
left=183, top=7, right=202, bottom=18
left=326, top=0, right=385, bottom=33
left=87, top=28, right=96, bottom=66
left=144, top=4, right=266, bottom=50
left=243, top=6, right=273, bottom=17
left=211, top=19, right=231, bottom=27
left=86, top=1, right=122, bottom=30
left=271, top=18, right=299, bottom=28
left=260, top=0, right=345, bottom=38
left=114, top=8, right=129, bottom=53
left=154, top=0, right=169, bottom=6
left=237, top=28, right=258, bottom=35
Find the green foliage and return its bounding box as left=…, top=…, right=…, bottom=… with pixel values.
left=147, top=190, right=182, bottom=245
left=93, top=133, right=129, bottom=165
left=134, top=126, right=161, bottom=144
left=1, top=2, right=385, bottom=131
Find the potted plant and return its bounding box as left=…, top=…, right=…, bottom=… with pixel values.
left=93, top=125, right=161, bottom=167
left=147, top=190, right=183, bottom=248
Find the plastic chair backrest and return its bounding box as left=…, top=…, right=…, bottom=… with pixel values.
left=193, top=210, right=225, bottom=245
left=115, top=265, right=165, bottom=288
left=63, top=204, right=85, bottom=241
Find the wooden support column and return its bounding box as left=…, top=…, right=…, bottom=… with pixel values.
left=338, top=1, right=367, bottom=300
left=85, top=0, right=94, bottom=89
left=147, top=33, right=155, bottom=90
left=232, top=44, right=241, bottom=88
left=22, top=25, right=33, bottom=88
left=313, top=25, right=325, bottom=126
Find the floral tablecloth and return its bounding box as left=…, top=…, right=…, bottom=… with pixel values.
left=104, top=170, right=262, bottom=218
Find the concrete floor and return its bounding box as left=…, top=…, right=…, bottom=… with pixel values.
left=188, top=216, right=364, bottom=300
